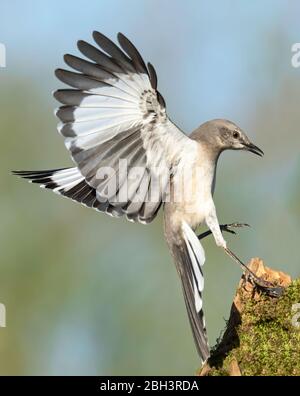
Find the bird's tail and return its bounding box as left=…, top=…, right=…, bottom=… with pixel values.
left=171, top=221, right=209, bottom=363
left=12, top=167, right=84, bottom=191
left=12, top=167, right=99, bottom=208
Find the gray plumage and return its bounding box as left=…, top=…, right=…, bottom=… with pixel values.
left=13, top=32, right=264, bottom=364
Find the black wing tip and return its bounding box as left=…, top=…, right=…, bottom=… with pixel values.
left=55, top=68, right=64, bottom=78
left=53, top=89, right=61, bottom=101
left=117, top=32, right=134, bottom=52
left=12, top=170, right=34, bottom=177
left=12, top=168, right=69, bottom=176
left=117, top=32, right=130, bottom=50
left=77, top=39, right=87, bottom=50
left=55, top=68, right=67, bottom=85
left=77, top=39, right=95, bottom=52
left=63, top=53, right=73, bottom=63
left=12, top=170, right=22, bottom=178
left=12, top=168, right=70, bottom=191
left=92, top=30, right=105, bottom=42
left=11, top=170, right=44, bottom=183
left=93, top=30, right=122, bottom=52
left=93, top=30, right=123, bottom=41
left=92, top=31, right=127, bottom=47
left=55, top=68, right=73, bottom=84
left=117, top=31, right=128, bottom=45
left=147, top=62, right=158, bottom=89
left=157, top=91, right=166, bottom=108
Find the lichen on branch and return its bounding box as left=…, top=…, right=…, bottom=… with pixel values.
left=199, top=259, right=300, bottom=376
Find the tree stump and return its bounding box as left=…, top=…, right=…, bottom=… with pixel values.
left=199, top=258, right=300, bottom=376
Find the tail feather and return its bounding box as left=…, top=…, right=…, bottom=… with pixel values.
left=12, top=167, right=126, bottom=216
left=172, top=221, right=209, bottom=363
left=12, top=167, right=98, bottom=207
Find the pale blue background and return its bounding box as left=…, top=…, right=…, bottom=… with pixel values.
left=0, top=0, right=299, bottom=375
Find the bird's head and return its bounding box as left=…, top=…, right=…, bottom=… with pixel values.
left=192, top=119, right=264, bottom=157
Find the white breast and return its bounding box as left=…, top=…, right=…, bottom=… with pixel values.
left=170, top=144, right=217, bottom=230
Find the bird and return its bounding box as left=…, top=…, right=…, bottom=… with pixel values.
left=13, top=31, right=281, bottom=364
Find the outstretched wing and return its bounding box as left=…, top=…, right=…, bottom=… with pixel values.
left=54, top=31, right=197, bottom=223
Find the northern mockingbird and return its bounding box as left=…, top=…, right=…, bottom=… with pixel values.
left=13, top=32, right=282, bottom=363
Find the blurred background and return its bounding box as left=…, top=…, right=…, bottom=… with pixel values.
left=0, top=0, right=299, bottom=375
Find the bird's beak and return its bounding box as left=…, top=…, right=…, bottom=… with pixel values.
left=244, top=142, right=264, bottom=157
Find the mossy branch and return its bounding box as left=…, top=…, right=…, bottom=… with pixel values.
left=199, top=259, right=300, bottom=376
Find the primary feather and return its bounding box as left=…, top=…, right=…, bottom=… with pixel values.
left=54, top=31, right=195, bottom=223
left=13, top=32, right=210, bottom=362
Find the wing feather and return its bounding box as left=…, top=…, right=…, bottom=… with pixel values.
left=54, top=32, right=197, bottom=223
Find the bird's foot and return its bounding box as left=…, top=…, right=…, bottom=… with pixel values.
left=224, top=247, right=284, bottom=298
left=198, top=223, right=249, bottom=241
left=220, top=222, right=250, bottom=235
left=243, top=271, right=284, bottom=298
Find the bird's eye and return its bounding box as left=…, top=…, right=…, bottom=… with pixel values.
left=233, top=131, right=240, bottom=139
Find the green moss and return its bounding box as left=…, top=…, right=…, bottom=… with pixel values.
left=207, top=279, right=300, bottom=376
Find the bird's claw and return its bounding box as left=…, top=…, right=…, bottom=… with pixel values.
left=242, top=271, right=284, bottom=298
left=223, top=228, right=236, bottom=235
left=263, top=285, right=285, bottom=298
left=198, top=223, right=250, bottom=241
left=227, top=222, right=250, bottom=229
left=255, top=280, right=285, bottom=298
left=221, top=222, right=250, bottom=235
left=224, top=245, right=284, bottom=299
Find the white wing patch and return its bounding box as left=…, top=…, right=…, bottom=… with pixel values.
left=182, top=221, right=205, bottom=312
left=54, top=32, right=195, bottom=223
left=51, top=167, right=84, bottom=193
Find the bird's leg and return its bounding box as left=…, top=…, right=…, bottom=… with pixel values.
left=197, top=222, right=249, bottom=240
left=224, top=247, right=284, bottom=298
left=197, top=229, right=213, bottom=240
left=204, top=210, right=284, bottom=297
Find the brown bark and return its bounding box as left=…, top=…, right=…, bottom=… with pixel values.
left=198, top=259, right=300, bottom=376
